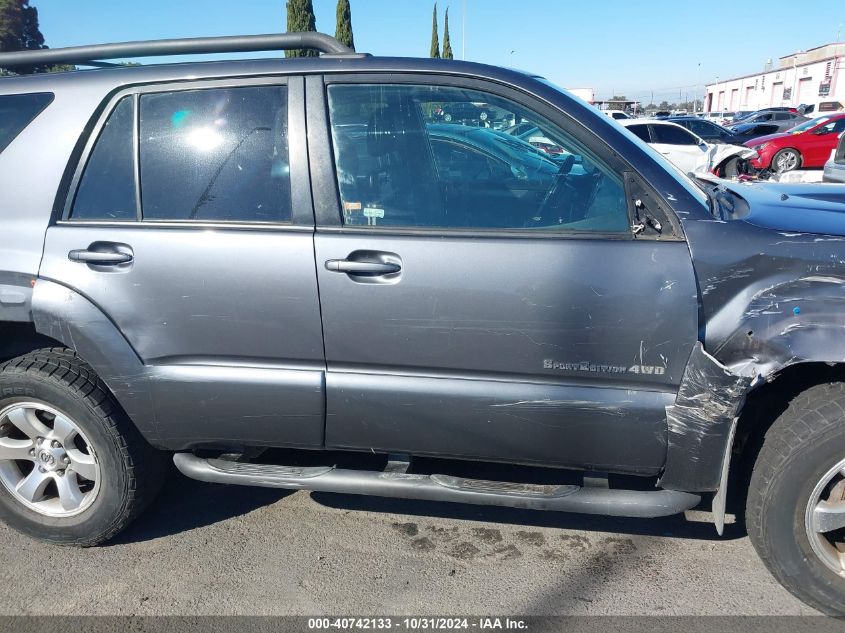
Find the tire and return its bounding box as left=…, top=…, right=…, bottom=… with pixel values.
left=721, top=157, right=740, bottom=179
left=746, top=382, right=845, bottom=615
left=771, top=148, right=801, bottom=173
left=0, top=348, right=167, bottom=546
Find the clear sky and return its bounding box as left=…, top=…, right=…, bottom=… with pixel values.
left=30, top=0, right=845, bottom=104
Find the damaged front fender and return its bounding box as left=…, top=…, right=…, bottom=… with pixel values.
left=710, top=274, right=845, bottom=379
left=660, top=342, right=752, bottom=493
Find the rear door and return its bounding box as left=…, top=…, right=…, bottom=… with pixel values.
left=308, top=75, right=699, bottom=475
left=39, top=77, right=327, bottom=448
left=649, top=123, right=706, bottom=173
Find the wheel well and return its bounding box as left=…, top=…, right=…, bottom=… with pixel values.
left=727, top=362, right=845, bottom=515
left=0, top=321, right=66, bottom=365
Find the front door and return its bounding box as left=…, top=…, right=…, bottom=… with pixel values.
left=804, top=118, right=845, bottom=166
left=40, top=78, right=326, bottom=448
left=311, top=78, right=698, bottom=475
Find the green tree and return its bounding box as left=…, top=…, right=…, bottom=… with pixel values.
left=0, top=0, right=69, bottom=74
left=285, top=0, right=318, bottom=58
left=442, top=7, right=453, bottom=59
left=429, top=2, right=439, bottom=58
left=335, top=0, right=354, bottom=51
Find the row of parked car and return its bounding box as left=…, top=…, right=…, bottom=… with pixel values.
left=600, top=105, right=845, bottom=176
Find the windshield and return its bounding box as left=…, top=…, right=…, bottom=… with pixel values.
left=789, top=116, right=831, bottom=134
left=537, top=78, right=709, bottom=207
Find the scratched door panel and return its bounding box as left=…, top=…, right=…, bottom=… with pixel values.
left=41, top=225, right=326, bottom=448
left=316, top=233, right=698, bottom=473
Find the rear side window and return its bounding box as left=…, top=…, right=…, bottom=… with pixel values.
left=70, top=85, right=290, bottom=224
left=625, top=124, right=651, bottom=142
left=651, top=124, right=698, bottom=145
left=0, top=92, right=53, bottom=153
left=72, top=96, right=137, bottom=221
left=139, top=86, right=290, bottom=223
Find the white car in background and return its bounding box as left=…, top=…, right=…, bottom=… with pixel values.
left=603, top=109, right=631, bottom=120
left=620, top=119, right=757, bottom=177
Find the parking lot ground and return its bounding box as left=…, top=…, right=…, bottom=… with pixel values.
left=0, top=473, right=822, bottom=616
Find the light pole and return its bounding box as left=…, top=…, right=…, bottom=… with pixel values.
left=697, top=62, right=701, bottom=113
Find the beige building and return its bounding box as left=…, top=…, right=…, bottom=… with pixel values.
left=705, top=43, right=845, bottom=113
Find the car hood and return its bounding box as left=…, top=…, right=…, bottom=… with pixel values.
left=726, top=180, right=845, bottom=234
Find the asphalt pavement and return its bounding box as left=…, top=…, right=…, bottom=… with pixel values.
left=0, top=471, right=821, bottom=616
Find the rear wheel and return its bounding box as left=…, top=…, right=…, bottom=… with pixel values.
left=771, top=148, right=801, bottom=173
left=0, top=348, right=166, bottom=546
left=746, top=383, right=845, bottom=615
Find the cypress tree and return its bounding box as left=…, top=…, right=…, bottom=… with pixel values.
left=442, top=7, right=453, bottom=60
left=335, top=0, right=354, bottom=52
left=285, top=0, right=318, bottom=58
left=429, top=2, right=439, bottom=58
left=0, top=0, right=65, bottom=74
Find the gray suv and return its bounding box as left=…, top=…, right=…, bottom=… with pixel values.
left=1, top=32, right=845, bottom=615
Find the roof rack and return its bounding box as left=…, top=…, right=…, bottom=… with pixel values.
left=0, top=32, right=362, bottom=68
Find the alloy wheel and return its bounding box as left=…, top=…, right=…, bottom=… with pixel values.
left=0, top=402, right=100, bottom=517
left=774, top=150, right=800, bottom=173
left=805, top=456, right=845, bottom=578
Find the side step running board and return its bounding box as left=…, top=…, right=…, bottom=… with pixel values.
left=173, top=453, right=700, bottom=519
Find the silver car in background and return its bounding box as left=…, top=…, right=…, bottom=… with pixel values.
left=823, top=132, right=845, bottom=183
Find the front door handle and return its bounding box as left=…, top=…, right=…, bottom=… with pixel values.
left=325, top=260, right=401, bottom=274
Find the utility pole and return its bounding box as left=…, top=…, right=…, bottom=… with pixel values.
left=697, top=62, right=701, bottom=112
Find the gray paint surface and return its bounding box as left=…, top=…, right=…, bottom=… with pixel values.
left=316, top=234, right=696, bottom=473
left=3, top=54, right=845, bottom=496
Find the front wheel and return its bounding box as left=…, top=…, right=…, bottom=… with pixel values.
left=746, top=383, right=845, bottom=615
left=771, top=148, right=801, bottom=173
left=0, top=348, right=167, bottom=546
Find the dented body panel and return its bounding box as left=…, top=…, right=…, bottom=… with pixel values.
left=660, top=342, right=752, bottom=491
left=683, top=180, right=845, bottom=381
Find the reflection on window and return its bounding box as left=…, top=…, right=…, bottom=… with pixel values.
left=139, top=86, right=291, bottom=223
left=328, top=84, right=628, bottom=233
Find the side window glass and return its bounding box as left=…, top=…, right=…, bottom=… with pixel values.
left=327, top=84, right=629, bottom=233
left=71, top=96, right=137, bottom=221
left=0, top=92, right=54, bottom=154
left=139, top=86, right=290, bottom=223
left=652, top=124, right=698, bottom=145
left=626, top=124, right=651, bottom=142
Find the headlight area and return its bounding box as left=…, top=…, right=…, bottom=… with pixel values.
left=752, top=142, right=770, bottom=152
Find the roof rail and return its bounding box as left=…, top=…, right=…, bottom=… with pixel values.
left=0, top=32, right=361, bottom=68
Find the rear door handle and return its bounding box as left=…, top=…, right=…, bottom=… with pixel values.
left=68, top=242, right=134, bottom=266
left=325, top=260, right=401, bottom=274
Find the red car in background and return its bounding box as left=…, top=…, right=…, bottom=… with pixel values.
left=745, top=113, right=845, bottom=173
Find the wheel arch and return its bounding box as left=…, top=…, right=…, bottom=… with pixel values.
left=22, top=279, right=160, bottom=445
